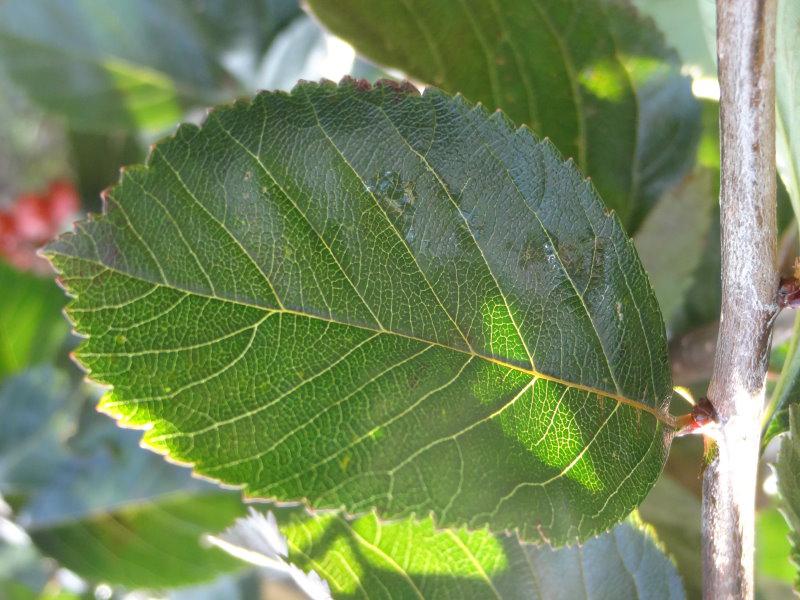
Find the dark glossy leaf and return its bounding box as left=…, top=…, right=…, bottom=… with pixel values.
left=305, top=0, right=701, bottom=231
left=46, top=81, right=674, bottom=545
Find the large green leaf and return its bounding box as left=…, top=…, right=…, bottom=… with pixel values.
left=224, top=508, right=685, bottom=599
left=46, top=81, right=673, bottom=545
left=0, top=263, right=68, bottom=381
left=0, top=0, right=300, bottom=132
left=305, top=0, right=700, bottom=231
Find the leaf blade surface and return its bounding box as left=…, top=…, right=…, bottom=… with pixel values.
left=47, top=81, right=672, bottom=544
left=305, top=0, right=701, bottom=231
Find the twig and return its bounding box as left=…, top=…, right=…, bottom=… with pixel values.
left=703, top=1, right=778, bottom=598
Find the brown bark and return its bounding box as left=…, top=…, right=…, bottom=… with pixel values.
left=703, top=1, right=778, bottom=598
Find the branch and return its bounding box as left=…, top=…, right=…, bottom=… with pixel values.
left=703, top=1, right=778, bottom=598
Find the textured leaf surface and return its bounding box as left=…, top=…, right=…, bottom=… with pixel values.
left=776, top=406, right=800, bottom=590
left=46, top=81, right=673, bottom=545
left=306, top=0, right=700, bottom=231
left=0, top=0, right=300, bottom=132
left=273, top=508, right=684, bottom=599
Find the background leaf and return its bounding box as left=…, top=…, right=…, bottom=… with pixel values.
left=46, top=80, right=673, bottom=546
left=639, top=477, right=702, bottom=600
left=630, top=0, right=716, bottom=75
left=0, top=367, right=248, bottom=590
left=775, top=406, right=800, bottom=590
left=305, top=0, right=701, bottom=231
left=0, top=0, right=301, bottom=132
left=27, top=492, right=246, bottom=589
left=0, top=264, right=67, bottom=380
left=270, top=508, right=684, bottom=599
left=634, top=170, right=714, bottom=325
left=764, top=315, right=800, bottom=447
left=776, top=0, right=800, bottom=219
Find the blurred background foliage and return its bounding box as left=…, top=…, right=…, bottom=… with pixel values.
left=0, top=0, right=798, bottom=598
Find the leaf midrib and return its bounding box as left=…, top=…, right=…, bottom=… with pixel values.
left=54, top=251, right=673, bottom=428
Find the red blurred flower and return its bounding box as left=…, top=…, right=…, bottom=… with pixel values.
left=0, top=180, right=80, bottom=274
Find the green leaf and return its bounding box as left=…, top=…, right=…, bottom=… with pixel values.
left=639, top=477, right=701, bottom=600
left=305, top=0, right=701, bottom=231
left=777, top=0, right=800, bottom=219
left=28, top=492, right=247, bottom=589
left=764, top=315, right=800, bottom=448
left=631, top=0, right=716, bottom=75
left=169, top=573, right=263, bottom=600
left=269, top=509, right=684, bottom=599
left=68, top=129, right=144, bottom=213
left=46, top=80, right=673, bottom=545
left=634, top=170, right=714, bottom=325
left=0, top=367, right=248, bottom=589
left=0, top=264, right=68, bottom=381
left=0, top=0, right=301, bottom=132
left=776, top=406, right=800, bottom=591
left=757, top=506, right=795, bottom=588
left=0, top=75, right=72, bottom=195
left=0, top=368, right=79, bottom=497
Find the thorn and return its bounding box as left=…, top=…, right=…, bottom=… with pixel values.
left=675, top=396, right=718, bottom=437
left=778, top=276, right=800, bottom=309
